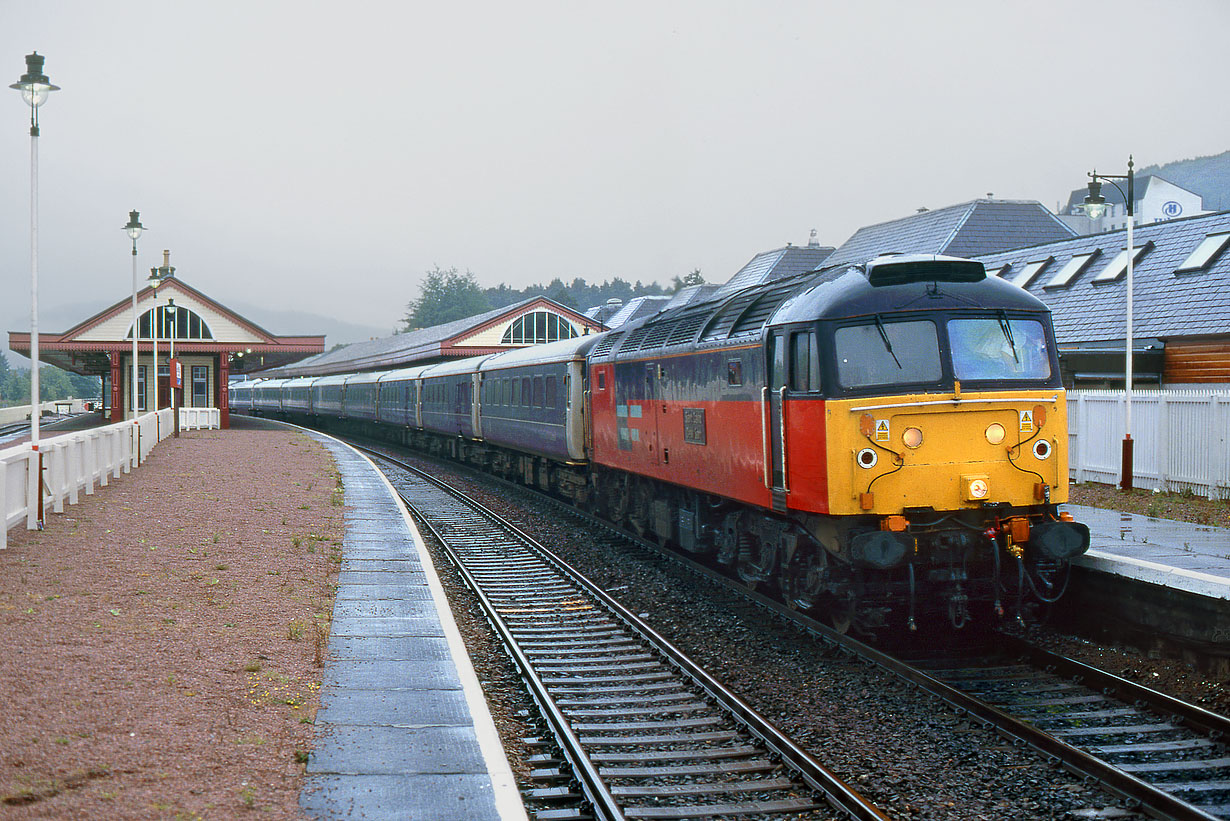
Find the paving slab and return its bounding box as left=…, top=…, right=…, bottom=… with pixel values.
left=300, top=434, right=526, bottom=820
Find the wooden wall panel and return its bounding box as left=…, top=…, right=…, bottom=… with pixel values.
left=1164, top=341, right=1230, bottom=383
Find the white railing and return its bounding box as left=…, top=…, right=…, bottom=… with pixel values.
left=1068, top=389, right=1230, bottom=498
left=179, top=407, right=221, bottom=430
left=1, top=408, right=176, bottom=549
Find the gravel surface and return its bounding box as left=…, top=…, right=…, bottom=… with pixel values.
left=0, top=422, right=343, bottom=818
left=391, top=452, right=1159, bottom=821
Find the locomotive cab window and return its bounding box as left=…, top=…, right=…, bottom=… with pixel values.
left=789, top=331, right=820, bottom=392
left=949, top=317, right=1052, bottom=381
left=835, top=319, right=941, bottom=389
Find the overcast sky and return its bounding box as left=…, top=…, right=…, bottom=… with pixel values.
left=3, top=1, right=1228, bottom=345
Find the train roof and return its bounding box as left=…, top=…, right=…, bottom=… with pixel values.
left=590, top=254, right=1051, bottom=362
left=343, top=371, right=383, bottom=387
left=420, top=354, right=500, bottom=379
left=773, top=255, right=1051, bottom=324
left=311, top=374, right=351, bottom=387
left=376, top=364, right=435, bottom=383
left=478, top=334, right=603, bottom=371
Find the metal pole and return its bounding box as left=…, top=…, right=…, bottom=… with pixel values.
left=170, top=308, right=179, bottom=438
left=28, top=107, right=42, bottom=528
left=151, top=293, right=158, bottom=416
left=131, top=242, right=139, bottom=422
left=1121, top=160, right=1135, bottom=490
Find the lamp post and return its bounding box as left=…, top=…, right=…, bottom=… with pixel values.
left=166, top=297, right=179, bottom=438
left=11, top=52, right=59, bottom=530
left=147, top=267, right=163, bottom=415
left=148, top=250, right=175, bottom=419
left=124, top=211, right=145, bottom=421
left=1082, top=155, right=1136, bottom=490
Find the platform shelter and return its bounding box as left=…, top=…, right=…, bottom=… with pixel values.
left=7, top=257, right=324, bottom=429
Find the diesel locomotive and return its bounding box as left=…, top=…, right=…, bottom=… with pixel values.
left=233, top=254, right=1090, bottom=633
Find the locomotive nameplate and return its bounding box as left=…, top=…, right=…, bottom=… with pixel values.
left=683, top=408, right=706, bottom=445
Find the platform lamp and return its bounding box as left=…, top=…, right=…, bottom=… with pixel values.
left=11, top=51, right=59, bottom=530
left=1081, top=156, right=1136, bottom=490
left=124, top=211, right=145, bottom=422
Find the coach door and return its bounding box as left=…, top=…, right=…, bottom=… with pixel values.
left=766, top=332, right=788, bottom=501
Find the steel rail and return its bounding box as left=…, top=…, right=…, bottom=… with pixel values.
left=366, top=448, right=889, bottom=821
left=343, top=432, right=1225, bottom=821
left=455, top=452, right=1227, bottom=821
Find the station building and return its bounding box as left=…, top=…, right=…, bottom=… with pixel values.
left=7, top=255, right=325, bottom=428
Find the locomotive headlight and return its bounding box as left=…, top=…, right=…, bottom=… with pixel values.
left=985, top=423, right=1005, bottom=445
left=1033, top=439, right=1052, bottom=460
left=962, top=475, right=990, bottom=501
left=856, top=448, right=878, bottom=469
left=902, top=427, right=923, bottom=449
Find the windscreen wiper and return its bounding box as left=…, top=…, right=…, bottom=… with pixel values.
left=997, top=311, right=1020, bottom=363
left=874, top=314, right=902, bottom=369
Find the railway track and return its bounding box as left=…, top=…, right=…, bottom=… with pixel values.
left=365, top=448, right=888, bottom=821
left=912, top=635, right=1230, bottom=820
left=346, top=433, right=1230, bottom=818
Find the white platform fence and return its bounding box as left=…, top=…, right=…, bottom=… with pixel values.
left=1068, top=389, right=1230, bottom=499
left=1, top=407, right=220, bottom=549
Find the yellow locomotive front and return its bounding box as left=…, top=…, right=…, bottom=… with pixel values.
left=794, top=255, right=1090, bottom=630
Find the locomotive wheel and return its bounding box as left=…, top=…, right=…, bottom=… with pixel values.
left=825, top=590, right=857, bottom=634
left=606, top=480, right=629, bottom=526
left=781, top=548, right=827, bottom=612
left=736, top=537, right=777, bottom=591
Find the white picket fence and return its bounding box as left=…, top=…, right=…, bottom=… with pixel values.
left=1, top=406, right=220, bottom=549
left=1068, top=389, right=1230, bottom=498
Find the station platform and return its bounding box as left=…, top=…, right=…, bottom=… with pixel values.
left=295, top=425, right=527, bottom=820
left=1065, top=503, right=1230, bottom=601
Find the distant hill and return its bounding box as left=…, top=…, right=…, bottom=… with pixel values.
left=1139, top=150, right=1230, bottom=212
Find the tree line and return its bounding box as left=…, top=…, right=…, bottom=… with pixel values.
left=400, top=266, right=706, bottom=332
left=0, top=352, right=101, bottom=407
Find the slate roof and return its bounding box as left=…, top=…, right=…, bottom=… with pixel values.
left=268, top=297, right=595, bottom=377
left=714, top=244, right=835, bottom=297
left=973, top=210, right=1230, bottom=344
left=822, top=199, right=1076, bottom=270
left=604, top=296, right=672, bottom=328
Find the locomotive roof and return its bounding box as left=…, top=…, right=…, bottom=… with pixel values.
left=590, top=256, right=1051, bottom=362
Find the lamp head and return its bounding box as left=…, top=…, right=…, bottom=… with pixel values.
left=124, top=210, right=145, bottom=241
left=148, top=268, right=162, bottom=290
left=9, top=52, right=59, bottom=108
left=1082, top=178, right=1108, bottom=219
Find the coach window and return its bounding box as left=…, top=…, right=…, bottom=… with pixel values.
left=789, top=331, right=820, bottom=391
left=532, top=376, right=544, bottom=407
left=522, top=377, right=532, bottom=406
left=545, top=375, right=556, bottom=408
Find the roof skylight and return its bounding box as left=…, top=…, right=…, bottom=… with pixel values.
left=1175, top=232, right=1230, bottom=273
left=1043, top=251, right=1099, bottom=288
left=1092, top=245, right=1150, bottom=283
left=1011, top=258, right=1052, bottom=288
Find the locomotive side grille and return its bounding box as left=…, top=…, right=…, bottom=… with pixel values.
left=665, top=313, right=709, bottom=346
left=700, top=290, right=759, bottom=341
left=619, top=326, right=652, bottom=351
left=728, top=280, right=806, bottom=337
left=590, top=331, right=624, bottom=358
left=637, top=319, right=676, bottom=350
